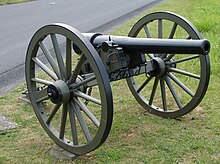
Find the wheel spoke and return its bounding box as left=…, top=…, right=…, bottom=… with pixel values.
left=164, top=76, right=183, bottom=109
left=38, top=41, right=61, bottom=78
left=165, top=54, right=176, bottom=61
left=71, top=75, right=96, bottom=90
left=59, top=103, right=68, bottom=139
left=156, top=19, right=163, bottom=58
left=73, top=91, right=101, bottom=105
left=160, top=77, right=167, bottom=111
left=51, top=34, right=66, bottom=79
left=144, top=24, right=152, bottom=38
left=137, top=76, right=153, bottom=93
left=69, top=54, right=86, bottom=83
left=68, top=102, right=78, bottom=145
left=31, top=78, right=53, bottom=85
left=46, top=103, right=62, bottom=124
left=74, top=98, right=100, bottom=127
left=168, top=67, right=200, bottom=79
left=167, top=73, right=194, bottom=97
left=169, top=22, right=178, bottom=39
left=143, top=24, right=154, bottom=59
left=166, top=55, right=199, bottom=65
left=149, top=78, right=159, bottom=106
left=66, top=38, right=72, bottom=80
left=36, top=87, right=49, bottom=103
left=158, top=19, right=162, bottom=38
left=71, top=101, right=92, bottom=142
left=32, top=57, right=57, bottom=81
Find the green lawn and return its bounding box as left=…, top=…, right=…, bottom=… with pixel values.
left=0, top=0, right=220, bottom=163
left=0, top=0, right=31, bottom=5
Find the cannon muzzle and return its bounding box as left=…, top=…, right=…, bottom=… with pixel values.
left=83, top=33, right=210, bottom=55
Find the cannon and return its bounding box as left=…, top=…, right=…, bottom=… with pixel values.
left=25, top=12, right=210, bottom=155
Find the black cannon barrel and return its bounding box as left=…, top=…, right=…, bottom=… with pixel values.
left=82, top=33, right=210, bottom=55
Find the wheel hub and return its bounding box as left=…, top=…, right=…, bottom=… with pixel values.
left=148, top=57, right=166, bottom=77
left=47, top=80, right=70, bottom=104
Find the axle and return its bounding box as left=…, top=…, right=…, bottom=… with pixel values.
left=82, top=33, right=210, bottom=55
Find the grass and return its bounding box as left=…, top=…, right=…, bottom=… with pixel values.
left=0, top=0, right=31, bottom=5
left=0, top=0, right=220, bottom=163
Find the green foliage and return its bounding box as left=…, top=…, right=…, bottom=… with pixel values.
left=0, top=0, right=30, bottom=5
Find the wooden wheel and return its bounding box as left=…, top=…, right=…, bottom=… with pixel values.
left=25, top=23, right=113, bottom=155
left=126, top=12, right=210, bottom=118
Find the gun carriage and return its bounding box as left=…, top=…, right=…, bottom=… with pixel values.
left=25, top=12, right=210, bottom=155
